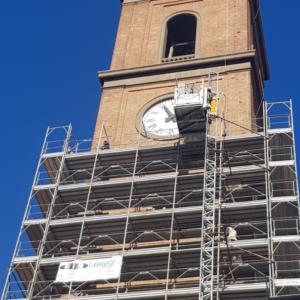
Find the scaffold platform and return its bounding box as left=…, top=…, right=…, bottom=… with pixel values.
left=1, top=101, right=299, bottom=300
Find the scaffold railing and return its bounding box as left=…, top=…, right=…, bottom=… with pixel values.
left=14, top=216, right=300, bottom=259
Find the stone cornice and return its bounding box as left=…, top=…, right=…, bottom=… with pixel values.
left=98, top=51, right=257, bottom=85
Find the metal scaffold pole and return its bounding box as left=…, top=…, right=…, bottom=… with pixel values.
left=289, top=100, right=300, bottom=216
left=216, top=112, right=225, bottom=300
left=67, top=122, right=105, bottom=297
left=164, top=142, right=180, bottom=300
left=27, top=125, right=73, bottom=300
left=263, top=101, right=276, bottom=297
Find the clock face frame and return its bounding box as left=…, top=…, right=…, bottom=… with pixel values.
left=136, top=95, right=179, bottom=140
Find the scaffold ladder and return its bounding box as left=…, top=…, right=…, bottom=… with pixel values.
left=199, top=114, right=217, bottom=300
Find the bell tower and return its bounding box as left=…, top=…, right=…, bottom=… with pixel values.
left=94, top=0, right=269, bottom=146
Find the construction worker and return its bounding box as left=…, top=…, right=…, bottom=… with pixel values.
left=100, top=140, right=110, bottom=150
left=225, top=226, right=238, bottom=241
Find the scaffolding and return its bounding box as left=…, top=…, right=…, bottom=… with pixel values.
left=1, top=99, right=300, bottom=300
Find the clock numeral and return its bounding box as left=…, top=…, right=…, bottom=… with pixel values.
left=149, top=124, right=157, bottom=130
left=146, top=118, right=155, bottom=123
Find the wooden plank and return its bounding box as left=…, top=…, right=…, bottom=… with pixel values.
left=95, top=276, right=200, bottom=289
left=188, top=168, right=203, bottom=174
left=77, top=206, right=154, bottom=217
left=71, top=237, right=202, bottom=251
left=101, top=207, right=154, bottom=215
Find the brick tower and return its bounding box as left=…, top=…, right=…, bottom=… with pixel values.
left=94, top=0, right=268, bottom=145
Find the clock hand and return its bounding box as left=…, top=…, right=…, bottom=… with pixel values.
left=166, top=115, right=176, bottom=123
left=163, top=105, right=176, bottom=123
left=163, top=105, right=173, bottom=117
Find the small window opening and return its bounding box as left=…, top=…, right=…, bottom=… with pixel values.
left=164, top=14, right=197, bottom=59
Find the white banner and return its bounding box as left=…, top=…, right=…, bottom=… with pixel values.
left=55, top=256, right=122, bottom=283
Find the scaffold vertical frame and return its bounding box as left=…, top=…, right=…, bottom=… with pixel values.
left=199, top=114, right=218, bottom=300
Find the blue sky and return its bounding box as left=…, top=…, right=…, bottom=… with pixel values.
left=0, top=0, right=299, bottom=292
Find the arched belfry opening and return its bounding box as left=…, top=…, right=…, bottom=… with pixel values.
left=164, top=13, right=197, bottom=59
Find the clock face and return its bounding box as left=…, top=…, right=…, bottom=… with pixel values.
left=142, top=98, right=179, bottom=139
